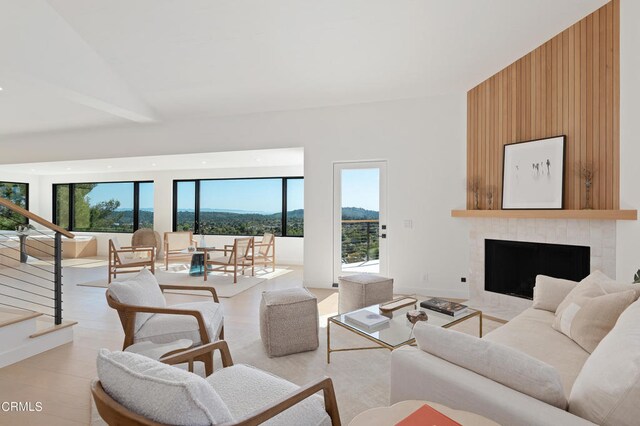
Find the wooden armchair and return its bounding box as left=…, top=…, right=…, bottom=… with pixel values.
left=204, top=237, right=254, bottom=284
left=106, top=284, right=223, bottom=376
left=108, top=238, right=155, bottom=284
left=248, top=232, right=276, bottom=272
left=91, top=340, right=341, bottom=426
left=163, top=231, right=198, bottom=270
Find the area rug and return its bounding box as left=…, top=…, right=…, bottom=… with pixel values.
left=77, top=269, right=265, bottom=298
left=90, top=313, right=502, bottom=425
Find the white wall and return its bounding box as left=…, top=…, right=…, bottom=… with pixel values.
left=32, top=165, right=304, bottom=265
left=0, top=95, right=469, bottom=296
left=616, top=0, right=640, bottom=282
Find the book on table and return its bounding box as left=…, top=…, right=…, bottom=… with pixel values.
left=420, top=297, right=468, bottom=317
left=344, top=309, right=390, bottom=329
left=395, top=403, right=462, bottom=426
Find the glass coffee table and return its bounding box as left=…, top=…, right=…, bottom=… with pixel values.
left=327, top=298, right=482, bottom=363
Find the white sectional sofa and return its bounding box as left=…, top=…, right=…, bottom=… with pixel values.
left=390, top=275, right=640, bottom=426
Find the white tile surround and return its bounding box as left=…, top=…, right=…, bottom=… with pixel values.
left=466, top=218, right=616, bottom=320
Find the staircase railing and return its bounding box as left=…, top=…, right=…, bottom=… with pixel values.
left=0, top=197, right=74, bottom=325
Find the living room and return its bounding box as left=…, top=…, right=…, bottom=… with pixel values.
left=1, top=0, right=640, bottom=425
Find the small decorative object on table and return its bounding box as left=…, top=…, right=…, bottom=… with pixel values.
left=379, top=297, right=418, bottom=313
left=420, top=298, right=468, bottom=317
left=406, top=310, right=428, bottom=324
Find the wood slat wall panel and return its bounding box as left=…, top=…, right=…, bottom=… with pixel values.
left=466, top=0, right=619, bottom=210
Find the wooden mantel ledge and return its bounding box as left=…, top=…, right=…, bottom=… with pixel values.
left=451, top=209, right=638, bottom=221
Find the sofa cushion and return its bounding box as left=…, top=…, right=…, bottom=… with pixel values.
left=97, top=348, right=232, bottom=425
left=135, top=301, right=223, bottom=345
left=555, top=270, right=638, bottom=317
left=569, top=298, right=640, bottom=426
left=109, top=268, right=166, bottom=333
left=532, top=275, right=578, bottom=312
left=553, top=289, right=637, bottom=353
left=414, top=323, right=567, bottom=409
left=206, top=364, right=330, bottom=426
left=484, top=308, right=589, bottom=397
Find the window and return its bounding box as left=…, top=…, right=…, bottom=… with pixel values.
left=285, top=178, right=303, bottom=237
left=173, top=177, right=303, bottom=237
left=0, top=181, right=29, bottom=230
left=53, top=181, right=153, bottom=232
left=138, top=182, right=155, bottom=229
left=175, top=181, right=196, bottom=231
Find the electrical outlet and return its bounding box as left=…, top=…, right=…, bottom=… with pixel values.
left=332, top=282, right=339, bottom=288
left=403, top=219, right=413, bottom=229
left=461, top=277, right=467, bottom=283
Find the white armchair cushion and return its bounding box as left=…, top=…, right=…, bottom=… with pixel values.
left=569, top=298, right=640, bottom=426
left=135, top=301, right=223, bottom=345
left=97, top=349, right=232, bottom=426
left=109, top=269, right=166, bottom=333
left=206, top=364, right=330, bottom=426
left=532, top=275, right=578, bottom=312
left=414, top=322, right=567, bottom=409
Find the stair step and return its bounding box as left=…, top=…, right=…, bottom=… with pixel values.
left=0, top=309, right=42, bottom=328
left=29, top=320, right=77, bottom=338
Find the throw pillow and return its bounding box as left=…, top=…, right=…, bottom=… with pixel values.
left=553, top=289, right=637, bottom=353
left=413, top=322, right=567, bottom=409
left=97, top=349, right=232, bottom=425
left=532, top=275, right=578, bottom=312
left=569, top=298, right=640, bottom=425
left=108, top=268, right=166, bottom=333
left=555, top=270, right=638, bottom=317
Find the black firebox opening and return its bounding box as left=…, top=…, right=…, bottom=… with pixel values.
left=485, top=239, right=590, bottom=300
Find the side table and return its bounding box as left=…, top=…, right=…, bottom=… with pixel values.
left=349, top=400, right=499, bottom=426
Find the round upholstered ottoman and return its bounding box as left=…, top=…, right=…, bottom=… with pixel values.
left=259, top=287, right=319, bottom=357
left=338, top=274, right=394, bottom=313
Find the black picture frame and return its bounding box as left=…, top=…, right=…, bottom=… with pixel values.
left=501, top=135, right=566, bottom=210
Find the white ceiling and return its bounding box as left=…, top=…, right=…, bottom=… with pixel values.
left=0, top=0, right=608, bottom=136
left=0, top=148, right=304, bottom=175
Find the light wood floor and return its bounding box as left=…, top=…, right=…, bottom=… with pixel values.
left=0, top=263, right=318, bottom=425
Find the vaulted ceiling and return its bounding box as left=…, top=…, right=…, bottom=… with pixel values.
left=0, top=0, right=608, bottom=136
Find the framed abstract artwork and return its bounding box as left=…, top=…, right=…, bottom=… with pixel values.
left=502, top=136, right=566, bottom=209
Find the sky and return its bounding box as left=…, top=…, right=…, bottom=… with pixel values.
left=341, top=168, right=379, bottom=211
left=82, top=173, right=379, bottom=214
left=178, top=178, right=305, bottom=213
left=82, top=182, right=154, bottom=210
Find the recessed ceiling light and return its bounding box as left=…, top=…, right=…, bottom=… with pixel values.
left=66, top=167, right=72, bottom=171
left=151, top=163, right=157, bottom=167
left=255, top=158, right=262, bottom=162
left=30, top=169, right=36, bottom=172
left=201, top=161, right=207, bottom=165
left=0, top=87, right=3, bottom=91
left=107, top=165, right=113, bottom=169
